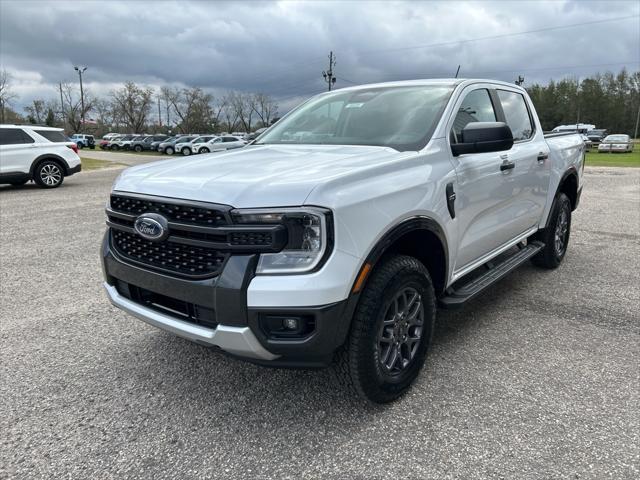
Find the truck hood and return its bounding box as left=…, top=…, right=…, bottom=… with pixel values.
left=113, top=144, right=411, bottom=207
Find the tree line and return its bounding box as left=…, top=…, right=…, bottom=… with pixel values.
left=1, top=68, right=639, bottom=137
left=0, top=72, right=279, bottom=135
left=526, top=68, right=639, bottom=135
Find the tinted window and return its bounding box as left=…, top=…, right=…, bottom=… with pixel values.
left=34, top=129, right=68, bottom=142
left=497, top=90, right=533, bottom=141
left=223, top=137, right=238, bottom=142
left=451, top=89, right=496, bottom=143
left=0, top=128, right=35, bottom=145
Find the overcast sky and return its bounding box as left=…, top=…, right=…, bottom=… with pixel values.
left=1, top=0, right=638, bottom=113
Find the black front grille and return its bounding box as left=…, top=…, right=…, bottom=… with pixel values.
left=116, top=280, right=217, bottom=329
left=107, top=193, right=286, bottom=279
left=110, top=194, right=229, bottom=226
left=111, top=229, right=227, bottom=277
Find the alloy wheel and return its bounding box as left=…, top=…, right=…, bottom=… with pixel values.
left=377, top=287, right=424, bottom=375
left=40, top=163, right=62, bottom=186
left=554, top=208, right=569, bottom=255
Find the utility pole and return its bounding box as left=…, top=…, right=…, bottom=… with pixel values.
left=634, top=101, right=640, bottom=140
left=74, top=66, right=87, bottom=125
left=322, top=51, right=336, bottom=91
left=455, top=65, right=461, bottom=78
left=59, top=82, right=66, bottom=128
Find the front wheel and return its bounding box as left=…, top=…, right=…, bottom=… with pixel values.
left=182, top=147, right=191, bottom=156
left=134, top=145, right=143, bottom=152
left=165, top=147, right=174, bottom=155
left=34, top=160, right=64, bottom=188
left=530, top=192, right=572, bottom=269
left=334, top=255, right=436, bottom=403
left=200, top=147, right=210, bottom=153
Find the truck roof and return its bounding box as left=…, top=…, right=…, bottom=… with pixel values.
left=330, top=78, right=527, bottom=93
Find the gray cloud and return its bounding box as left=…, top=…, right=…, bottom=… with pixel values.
left=1, top=0, right=638, bottom=112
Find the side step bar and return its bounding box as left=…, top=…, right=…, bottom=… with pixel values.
left=439, top=241, right=544, bottom=309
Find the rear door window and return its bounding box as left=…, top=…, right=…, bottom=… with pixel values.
left=0, top=128, right=35, bottom=145
left=496, top=90, right=534, bottom=141
left=34, top=129, right=68, bottom=142
left=451, top=89, right=497, bottom=143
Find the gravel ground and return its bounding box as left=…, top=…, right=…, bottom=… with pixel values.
left=0, top=166, right=638, bottom=479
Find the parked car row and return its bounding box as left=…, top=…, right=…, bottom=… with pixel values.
left=99, top=133, right=248, bottom=155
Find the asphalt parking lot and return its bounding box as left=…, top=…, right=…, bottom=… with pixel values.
left=1, top=165, right=638, bottom=479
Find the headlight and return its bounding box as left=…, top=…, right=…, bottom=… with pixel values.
left=231, top=207, right=332, bottom=274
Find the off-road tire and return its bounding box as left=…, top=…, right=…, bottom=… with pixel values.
left=530, top=192, right=571, bottom=269
left=334, top=254, right=436, bottom=403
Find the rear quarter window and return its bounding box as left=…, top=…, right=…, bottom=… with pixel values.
left=496, top=90, right=534, bottom=141
left=34, top=129, right=68, bottom=142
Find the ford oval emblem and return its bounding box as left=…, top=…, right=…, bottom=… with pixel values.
left=134, top=213, right=169, bottom=242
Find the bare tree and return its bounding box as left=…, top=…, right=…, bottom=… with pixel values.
left=221, top=93, right=240, bottom=132
left=252, top=93, right=278, bottom=128
left=111, top=82, right=154, bottom=133
left=0, top=69, right=18, bottom=123
left=25, top=99, right=47, bottom=124
left=60, top=82, right=94, bottom=132
left=229, top=92, right=256, bottom=133
left=166, top=87, right=215, bottom=133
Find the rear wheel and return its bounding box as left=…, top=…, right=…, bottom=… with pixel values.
left=530, top=192, right=571, bottom=269
left=111, top=144, right=119, bottom=151
left=34, top=160, right=64, bottom=188
left=134, top=145, right=143, bottom=152
left=334, top=255, right=436, bottom=403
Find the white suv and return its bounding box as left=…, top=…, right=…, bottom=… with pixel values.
left=0, top=125, right=81, bottom=188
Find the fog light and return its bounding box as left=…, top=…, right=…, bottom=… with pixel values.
left=283, top=317, right=299, bottom=330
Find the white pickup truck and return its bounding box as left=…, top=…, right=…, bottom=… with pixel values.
left=102, top=79, right=584, bottom=403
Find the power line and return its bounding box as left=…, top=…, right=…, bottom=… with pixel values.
left=357, top=15, right=640, bottom=57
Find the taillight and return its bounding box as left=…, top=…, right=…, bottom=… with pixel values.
left=68, top=143, right=79, bottom=154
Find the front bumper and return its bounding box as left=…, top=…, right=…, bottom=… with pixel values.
left=101, top=232, right=354, bottom=366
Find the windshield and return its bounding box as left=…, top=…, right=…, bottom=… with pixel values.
left=604, top=135, right=628, bottom=142
left=256, top=85, right=454, bottom=151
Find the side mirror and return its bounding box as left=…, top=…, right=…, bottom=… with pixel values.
left=451, top=122, right=514, bottom=157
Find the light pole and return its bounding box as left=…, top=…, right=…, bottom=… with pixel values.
left=74, top=66, right=87, bottom=125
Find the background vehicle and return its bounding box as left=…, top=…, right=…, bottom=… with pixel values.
left=102, top=79, right=584, bottom=403
left=131, top=134, right=169, bottom=152
left=580, top=134, right=592, bottom=150
left=586, top=129, right=607, bottom=143
left=197, top=135, right=245, bottom=153
left=109, top=134, right=136, bottom=150
left=192, top=136, right=218, bottom=154
left=160, top=135, right=196, bottom=155
left=597, top=134, right=634, bottom=152
left=69, top=133, right=95, bottom=149
left=0, top=124, right=81, bottom=188
left=176, top=136, right=213, bottom=156
left=552, top=123, right=595, bottom=134
left=149, top=135, right=174, bottom=151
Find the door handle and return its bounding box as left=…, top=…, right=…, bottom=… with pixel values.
left=537, top=153, right=548, bottom=163
left=500, top=161, right=515, bottom=171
